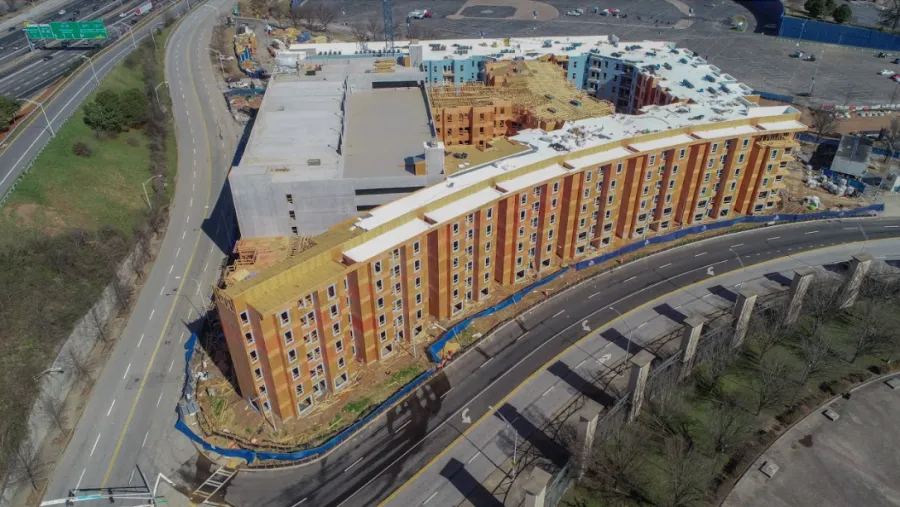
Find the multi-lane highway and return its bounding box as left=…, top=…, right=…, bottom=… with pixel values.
left=219, top=217, right=900, bottom=507
left=39, top=0, right=242, bottom=502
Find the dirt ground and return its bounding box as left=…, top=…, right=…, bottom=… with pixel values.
left=760, top=98, right=900, bottom=135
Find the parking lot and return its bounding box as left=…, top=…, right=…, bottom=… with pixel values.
left=315, top=0, right=900, bottom=106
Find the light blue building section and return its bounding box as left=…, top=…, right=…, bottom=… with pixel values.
left=422, top=55, right=487, bottom=84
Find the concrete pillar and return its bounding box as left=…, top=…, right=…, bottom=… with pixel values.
left=572, top=403, right=603, bottom=480
left=626, top=350, right=655, bottom=422
left=679, top=316, right=705, bottom=380
left=840, top=253, right=873, bottom=309
left=522, top=467, right=553, bottom=507
left=731, top=290, right=758, bottom=349
left=786, top=268, right=816, bottom=325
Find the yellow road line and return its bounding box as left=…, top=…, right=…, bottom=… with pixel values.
left=378, top=237, right=897, bottom=505
left=101, top=8, right=215, bottom=487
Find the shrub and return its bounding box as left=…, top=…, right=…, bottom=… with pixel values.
left=72, top=141, right=92, bottom=157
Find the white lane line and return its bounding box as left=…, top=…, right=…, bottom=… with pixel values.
left=659, top=263, right=671, bottom=269
left=542, top=386, right=553, bottom=397
left=180, top=332, right=186, bottom=343
left=204, top=260, right=210, bottom=271
left=129, top=469, right=136, bottom=485
left=423, top=492, right=439, bottom=505
left=75, top=468, right=86, bottom=491
left=440, top=388, right=452, bottom=399
left=479, top=357, right=494, bottom=368
left=886, top=225, right=900, bottom=228
left=159, top=285, right=165, bottom=296
left=396, top=420, right=411, bottom=432
left=176, top=247, right=181, bottom=257
left=186, top=215, right=190, bottom=224
left=90, top=433, right=101, bottom=456
left=636, top=322, right=647, bottom=329
left=157, top=392, right=164, bottom=407
left=589, top=291, right=600, bottom=298
left=123, top=363, right=131, bottom=379
left=169, top=359, right=175, bottom=372
left=730, top=243, right=743, bottom=248
left=624, top=275, right=636, bottom=282
left=843, top=227, right=856, bottom=230
left=137, top=334, right=144, bottom=348
left=767, top=236, right=781, bottom=240
left=344, top=456, right=364, bottom=473
left=552, top=310, right=565, bottom=318
left=694, top=252, right=707, bottom=257
left=189, top=197, right=193, bottom=207
left=467, top=452, right=481, bottom=464
left=575, top=359, right=586, bottom=369
left=182, top=230, right=186, bottom=240
left=106, top=399, right=116, bottom=417
left=142, top=431, right=149, bottom=448
left=805, top=230, right=819, bottom=235
left=149, top=309, right=155, bottom=320
left=168, top=264, right=174, bottom=274
left=290, top=499, right=308, bottom=507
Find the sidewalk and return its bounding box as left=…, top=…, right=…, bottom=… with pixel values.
left=385, top=239, right=900, bottom=507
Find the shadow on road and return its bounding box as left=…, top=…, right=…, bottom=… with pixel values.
left=764, top=271, right=793, bottom=286
left=708, top=284, right=738, bottom=303
left=440, top=458, right=503, bottom=507
left=653, top=302, right=687, bottom=324
left=200, top=179, right=237, bottom=256
left=547, top=360, right=616, bottom=408
left=495, top=404, right=568, bottom=469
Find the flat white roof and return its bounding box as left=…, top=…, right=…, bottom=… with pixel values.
left=343, top=219, right=430, bottom=263
left=628, top=134, right=696, bottom=153
left=758, top=120, right=807, bottom=131
left=425, top=188, right=502, bottom=225
left=692, top=125, right=760, bottom=140
left=566, top=147, right=635, bottom=170
left=496, top=164, right=568, bottom=193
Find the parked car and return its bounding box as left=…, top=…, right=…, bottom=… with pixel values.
left=878, top=52, right=888, bottom=58
left=893, top=58, right=900, bottom=64
left=805, top=54, right=816, bottom=61
left=407, top=10, right=429, bottom=19
left=566, top=9, right=582, bottom=16
left=57, top=9, right=66, bottom=15
left=790, top=50, right=804, bottom=58
left=880, top=69, right=894, bottom=75
left=42, top=54, right=53, bottom=61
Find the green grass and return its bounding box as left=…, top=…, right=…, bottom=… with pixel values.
left=0, top=57, right=151, bottom=246
left=390, top=365, right=426, bottom=385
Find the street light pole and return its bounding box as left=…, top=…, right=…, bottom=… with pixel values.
left=154, top=81, right=169, bottom=110
left=729, top=246, right=746, bottom=292
left=207, top=47, right=225, bottom=75
left=142, top=175, right=162, bottom=209
left=117, top=21, right=136, bottom=49
left=175, top=275, right=203, bottom=296
left=21, top=98, right=54, bottom=137
left=77, top=54, right=100, bottom=85
left=609, top=306, right=634, bottom=360
left=488, top=405, right=518, bottom=474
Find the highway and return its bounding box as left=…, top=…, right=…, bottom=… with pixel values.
left=219, top=217, right=900, bottom=507
left=39, top=0, right=242, bottom=502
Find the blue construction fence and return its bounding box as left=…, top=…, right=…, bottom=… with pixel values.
left=753, top=90, right=794, bottom=104
left=779, top=15, right=900, bottom=51
left=174, top=332, right=435, bottom=463
left=426, top=204, right=885, bottom=361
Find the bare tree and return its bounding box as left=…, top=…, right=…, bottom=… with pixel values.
left=582, top=426, right=653, bottom=504
left=290, top=4, right=315, bottom=30
left=314, top=4, right=337, bottom=32
left=748, top=300, right=793, bottom=359
left=851, top=310, right=890, bottom=362
left=5, top=431, right=48, bottom=492
left=39, top=394, right=68, bottom=433
left=349, top=22, right=368, bottom=42
left=365, top=17, right=383, bottom=41
left=797, top=329, right=832, bottom=390
left=695, top=327, right=738, bottom=391
left=881, top=117, right=900, bottom=162
left=109, top=267, right=133, bottom=313
left=89, top=305, right=108, bottom=343
left=803, top=277, right=843, bottom=332
left=809, top=107, right=840, bottom=142
left=707, top=399, right=753, bottom=454
left=62, top=345, right=96, bottom=389
left=658, top=436, right=714, bottom=507
left=879, top=0, right=900, bottom=30
left=645, top=367, right=692, bottom=440
left=753, top=357, right=792, bottom=415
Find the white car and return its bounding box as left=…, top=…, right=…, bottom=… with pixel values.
left=119, top=12, right=127, bottom=17
left=566, top=10, right=582, bottom=16
left=880, top=69, right=894, bottom=75
left=58, top=9, right=66, bottom=15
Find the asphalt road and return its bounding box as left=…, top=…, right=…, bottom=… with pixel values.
left=39, top=0, right=244, bottom=503
left=221, top=217, right=900, bottom=507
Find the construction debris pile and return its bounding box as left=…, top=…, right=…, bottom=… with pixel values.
left=224, top=236, right=316, bottom=286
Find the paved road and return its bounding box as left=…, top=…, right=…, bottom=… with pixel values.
left=386, top=238, right=900, bottom=506
left=40, top=0, right=244, bottom=502
left=221, top=217, right=900, bottom=507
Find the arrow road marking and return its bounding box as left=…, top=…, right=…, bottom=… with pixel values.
left=598, top=353, right=612, bottom=364
left=582, top=319, right=590, bottom=332
left=706, top=266, right=715, bottom=276
left=461, top=408, right=471, bottom=425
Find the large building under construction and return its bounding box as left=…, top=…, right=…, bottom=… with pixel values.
left=217, top=37, right=806, bottom=421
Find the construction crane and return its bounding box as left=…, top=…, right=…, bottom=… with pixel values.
left=382, top=0, right=395, bottom=52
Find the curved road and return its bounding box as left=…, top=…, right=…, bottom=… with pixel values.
left=41, top=0, right=241, bottom=501
left=222, top=217, right=900, bottom=507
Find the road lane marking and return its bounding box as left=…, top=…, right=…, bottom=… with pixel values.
left=886, top=225, right=899, bottom=228
left=137, top=334, right=144, bottom=348
left=180, top=331, right=185, bottom=343
left=514, top=331, right=529, bottom=342
left=123, top=363, right=131, bottom=379
left=575, top=359, right=586, bottom=369
left=169, top=359, right=175, bottom=372
left=659, top=263, right=671, bottom=269
left=423, top=492, right=438, bottom=504
left=767, top=236, right=780, bottom=240
left=149, top=309, right=155, bottom=320
left=344, top=456, right=364, bottom=473
left=142, top=431, right=149, bottom=448
left=805, top=230, right=818, bottom=235
left=189, top=197, right=193, bottom=207
left=159, top=285, right=165, bottom=296
left=440, top=388, right=452, bottom=399
left=185, top=215, right=190, bottom=224
left=176, top=247, right=181, bottom=257
left=106, top=399, right=116, bottom=417
left=182, top=230, right=186, bottom=239
left=542, top=386, right=553, bottom=397
left=730, top=243, right=743, bottom=248
left=75, top=468, right=86, bottom=491
left=467, top=452, right=480, bottom=464
left=479, top=357, right=494, bottom=368
left=694, top=252, right=707, bottom=257
left=129, top=469, right=136, bottom=485
left=624, top=275, right=636, bottom=282
left=90, top=433, right=101, bottom=456
left=168, top=264, right=174, bottom=274
left=157, top=392, right=164, bottom=407
left=396, top=420, right=411, bottom=432
left=589, top=291, right=600, bottom=298
left=290, top=499, right=308, bottom=507
left=552, top=310, right=565, bottom=318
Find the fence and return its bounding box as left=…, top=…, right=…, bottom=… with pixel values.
left=779, top=15, right=900, bottom=51
left=426, top=204, right=884, bottom=362
left=175, top=332, right=434, bottom=464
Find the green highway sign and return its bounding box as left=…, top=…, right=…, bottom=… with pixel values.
left=24, top=20, right=108, bottom=40
left=24, top=24, right=54, bottom=39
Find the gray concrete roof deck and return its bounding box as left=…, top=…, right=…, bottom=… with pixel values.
left=343, top=88, right=434, bottom=179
